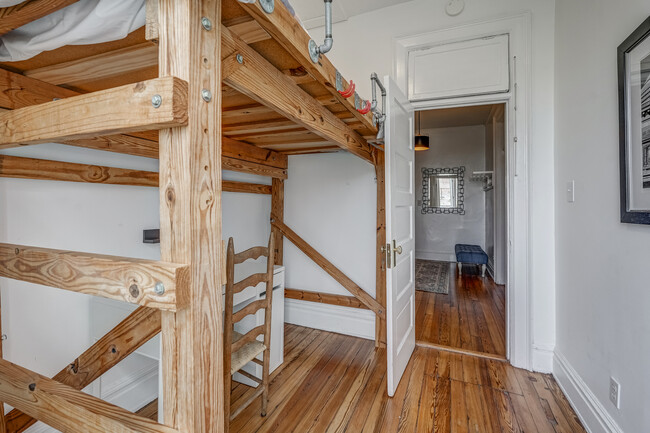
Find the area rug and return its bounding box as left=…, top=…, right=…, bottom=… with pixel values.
left=415, top=260, right=450, bottom=294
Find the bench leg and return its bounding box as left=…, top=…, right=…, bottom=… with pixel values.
left=457, top=262, right=462, bottom=275
left=481, top=264, right=486, bottom=278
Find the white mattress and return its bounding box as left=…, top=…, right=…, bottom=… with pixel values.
left=0, top=0, right=145, bottom=62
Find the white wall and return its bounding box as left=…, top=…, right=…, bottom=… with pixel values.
left=283, top=153, right=377, bottom=339
left=554, top=1, right=650, bottom=432
left=415, top=125, right=486, bottom=262
left=302, top=0, right=556, bottom=365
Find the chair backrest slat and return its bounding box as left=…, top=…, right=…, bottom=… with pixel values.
left=233, top=272, right=268, bottom=294
left=234, top=246, right=269, bottom=264
left=233, top=299, right=266, bottom=323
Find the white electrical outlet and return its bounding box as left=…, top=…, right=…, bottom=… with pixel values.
left=609, top=377, right=621, bottom=409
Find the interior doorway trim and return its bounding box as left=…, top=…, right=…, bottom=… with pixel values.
left=393, top=12, right=533, bottom=370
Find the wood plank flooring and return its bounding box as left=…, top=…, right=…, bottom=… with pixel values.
left=230, top=324, right=586, bottom=433
left=416, top=261, right=506, bottom=357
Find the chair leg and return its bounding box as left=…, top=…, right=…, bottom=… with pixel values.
left=481, top=264, right=486, bottom=277
left=224, top=371, right=232, bottom=432
left=457, top=262, right=462, bottom=275
left=261, top=350, right=270, bottom=417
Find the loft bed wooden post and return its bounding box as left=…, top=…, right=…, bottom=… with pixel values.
left=271, top=178, right=284, bottom=265
left=374, top=148, right=387, bottom=348
left=157, top=0, right=224, bottom=431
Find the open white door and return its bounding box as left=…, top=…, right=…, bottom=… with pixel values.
left=384, top=76, right=416, bottom=396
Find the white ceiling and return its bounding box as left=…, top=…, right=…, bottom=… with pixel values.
left=289, top=0, right=413, bottom=29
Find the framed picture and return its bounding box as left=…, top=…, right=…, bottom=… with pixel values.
left=619, top=16, right=650, bottom=224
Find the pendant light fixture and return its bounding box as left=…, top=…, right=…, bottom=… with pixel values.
left=414, top=111, right=429, bottom=151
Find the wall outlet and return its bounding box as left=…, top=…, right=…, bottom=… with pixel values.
left=609, top=377, right=621, bottom=409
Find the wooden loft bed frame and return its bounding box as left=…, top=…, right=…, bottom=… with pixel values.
left=0, top=0, right=387, bottom=432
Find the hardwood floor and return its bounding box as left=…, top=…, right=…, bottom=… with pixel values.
left=230, top=324, right=585, bottom=433
left=416, top=261, right=506, bottom=357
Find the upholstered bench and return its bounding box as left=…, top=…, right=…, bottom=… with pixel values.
left=454, top=244, right=488, bottom=277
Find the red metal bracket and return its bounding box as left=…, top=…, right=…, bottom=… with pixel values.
left=357, top=100, right=371, bottom=114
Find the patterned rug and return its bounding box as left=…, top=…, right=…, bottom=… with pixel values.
left=415, top=260, right=450, bottom=294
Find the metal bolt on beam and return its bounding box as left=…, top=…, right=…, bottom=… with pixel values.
left=236, top=54, right=244, bottom=64
left=201, top=17, right=212, bottom=31
left=154, top=282, right=165, bottom=295
left=151, top=94, right=162, bottom=108
left=201, top=89, right=212, bottom=102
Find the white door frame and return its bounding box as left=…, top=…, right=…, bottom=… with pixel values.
left=393, top=13, right=532, bottom=369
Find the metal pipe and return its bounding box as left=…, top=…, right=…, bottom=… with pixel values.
left=370, top=73, right=387, bottom=142
left=319, top=0, right=333, bottom=55
left=308, top=0, right=334, bottom=63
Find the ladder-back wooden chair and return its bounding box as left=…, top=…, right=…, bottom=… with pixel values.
left=224, top=232, right=275, bottom=429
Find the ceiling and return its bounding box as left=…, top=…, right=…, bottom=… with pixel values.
left=289, top=0, right=413, bottom=29
left=418, top=104, right=502, bottom=130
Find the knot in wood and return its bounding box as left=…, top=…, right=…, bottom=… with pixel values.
left=28, top=383, right=36, bottom=392
left=129, top=284, right=140, bottom=298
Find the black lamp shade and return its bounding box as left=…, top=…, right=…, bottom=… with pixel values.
left=415, top=135, right=430, bottom=151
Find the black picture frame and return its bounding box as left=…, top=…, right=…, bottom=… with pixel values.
left=618, top=16, right=650, bottom=224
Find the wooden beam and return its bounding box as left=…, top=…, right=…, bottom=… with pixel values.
left=0, top=0, right=79, bottom=36
left=0, top=358, right=177, bottom=433
left=221, top=25, right=374, bottom=164
left=0, top=155, right=271, bottom=193
left=24, top=43, right=159, bottom=87
left=222, top=136, right=287, bottom=169
left=374, top=148, right=387, bottom=347
left=223, top=180, right=271, bottom=195
left=145, top=0, right=159, bottom=42
left=285, top=288, right=369, bottom=310
left=0, top=77, right=188, bottom=148
left=271, top=178, right=284, bottom=265
left=0, top=67, right=78, bottom=110
left=237, top=0, right=377, bottom=133
left=0, top=155, right=158, bottom=186
left=0, top=244, right=188, bottom=311
left=62, top=134, right=160, bottom=159
left=271, top=220, right=385, bottom=319
left=5, top=307, right=161, bottom=433
left=157, top=0, right=224, bottom=430
left=222, top=156, right=287, bottom=179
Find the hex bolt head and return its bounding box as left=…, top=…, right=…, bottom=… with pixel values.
left=236, top=54, right=244, bottom=64
left=29, top=383, right=36, bottom=392
left=154, top=282, right=165, bottom=296
left=201, top=17, right=212, bottom=31
left=129, top=284, right=140, bottom=298
left=201, top=89, right=212, bottom=102
left=151, top=94, right=162, bottom=108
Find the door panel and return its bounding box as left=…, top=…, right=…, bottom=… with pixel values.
left=384, top=76, right=416, bottom=396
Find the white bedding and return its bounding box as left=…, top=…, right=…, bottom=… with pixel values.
left=0, top=0, right=145, bottom=62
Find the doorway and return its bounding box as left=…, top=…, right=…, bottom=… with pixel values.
left=413, top=103, right=507, bottom=359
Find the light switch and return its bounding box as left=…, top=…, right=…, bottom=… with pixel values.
left=566, top=180, right=575, bottom=203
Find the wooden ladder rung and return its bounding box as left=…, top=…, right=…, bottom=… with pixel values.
left=0, top=358, right=178, bottom=433
left=0, top=243, right=188, bottom=311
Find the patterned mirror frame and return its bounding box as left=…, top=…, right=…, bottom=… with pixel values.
left=421, top=166, right=466, bottom=215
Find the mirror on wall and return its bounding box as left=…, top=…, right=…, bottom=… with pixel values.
left=421, top=167, right=465, bottom=214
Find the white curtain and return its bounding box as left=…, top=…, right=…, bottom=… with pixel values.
left=0, top=0, right=145, bottom=62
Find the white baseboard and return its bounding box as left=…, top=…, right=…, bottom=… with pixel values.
left=284, top=298, right=375, bottom=340
left=415, top=250, right=455, bottom=262
left=532, top=344, right=554, bottom=373
left=25, top=354, right=159, bottom=433
left=553, top=351, right=623, bottom=433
